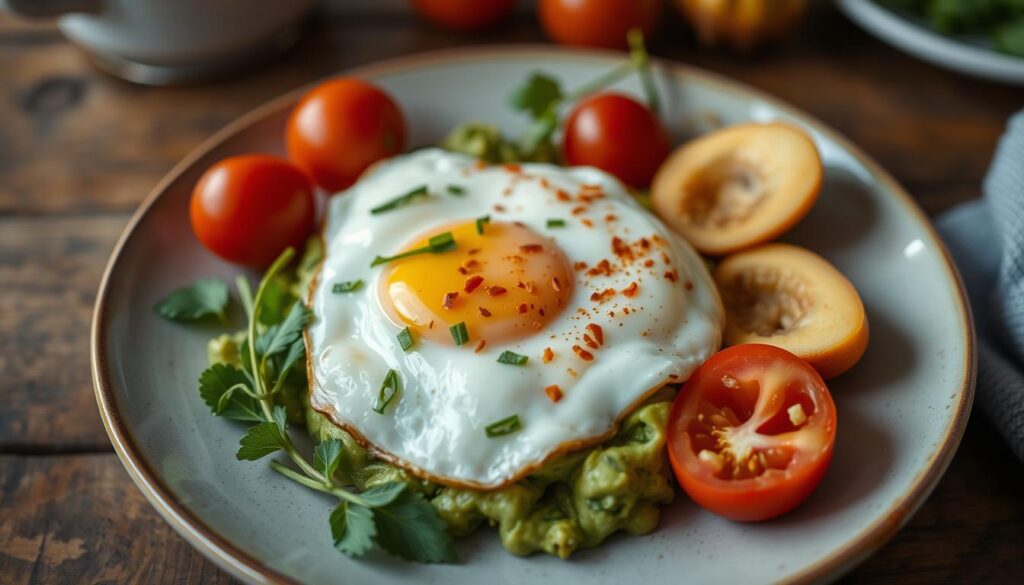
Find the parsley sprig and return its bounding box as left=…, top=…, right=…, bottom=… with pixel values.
left=196, top=248, right=456, bottom=563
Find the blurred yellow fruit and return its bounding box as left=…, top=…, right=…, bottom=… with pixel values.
left=675, top=0, right=807, bottom=51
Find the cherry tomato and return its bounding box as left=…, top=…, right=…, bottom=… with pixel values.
left=539, top=0, right=662, bottom=49
left=286, top=78, right=406, bottom=192
left=190, top=155, right=315, bottom=268
left=562, top=93, right=671, bottom=188
left=667, top=344, right=837, bottom=522
left=410, top=0, right=516, bottom=31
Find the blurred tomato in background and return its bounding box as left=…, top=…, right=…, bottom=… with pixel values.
left=410, top=0, right=518, bottom=31
left=539, top=0, right=662, bottom=49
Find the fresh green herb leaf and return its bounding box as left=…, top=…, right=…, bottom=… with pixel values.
left=373, top=369, right=400, bottom=414
left=372, top=490, right=457, bottom=563
left=155, top=277, right=229, bottom=322
left=332, top=280, right=363, bottom=293
left=371, top=231, right=457, bottom=267
left=546, top=218, right=566, bottom=228
left=259, top=302, right=311, bottom=358
left=314, top=438, right=343, bottom=479
left=359, top=482, right=406, bottom=507
left=496, top=351, right=528, bottom=366
left=509, top=73, right=563, bottom=119
left=397, top=327, right=414, bottom=351
left=236, top=421, right=286, bottom=460
left=256, top=276, right=296, bottom=325
left=276, top=338, right=306, bottom=386
left=371, top=185, right=430, bottom=214
left=198, top=363, right=262, bottom=422
left=449, top=322, right=469, bottom=346
left=330, top=502, right=376, bottom=557
left=475, top=215, right=490, bottom=235
left=519, top=110, right=559, bottom=157
left=446, top=184, right=466, bottom=196
left=485, top=414, right=522, bottom=437
left=272, top=404, right=288, bottom=433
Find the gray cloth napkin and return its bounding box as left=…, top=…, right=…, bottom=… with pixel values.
left=936, top=110, right=1024, bottom=462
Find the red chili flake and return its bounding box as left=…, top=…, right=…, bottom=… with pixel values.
left=503, top=163, right=522, bottom=173
left=533, top=321, right=543, bottom=330
left=622, top=282, right=639, bottom=297
left=555, top=189, right=572, bottom=202
left=461, top=258, right=481, bottom=273
left=545, top=384, right=563, bottom=403
left=468, top=248, right=481, bottom=255
left=574, top=261, right=588, bottom=271
left=581, top=219, right=593, bottom=228
left=651, top=234, right=666, bottom=245
left=539, top=308, right=545, bottom=316
left=661, top=252, right=671, bottom=264
left=567, top=368, right=578, bottom=377
left=586, top=323, right=604, bottom=346
left=523, top=281, right=537, bottom=294
left=517, top=303, right=528, bottom=314
left=542, top=347, right=554, bottom=363
left=539, top=177, right=551, bottom=189
left=583, top=334, right=599, bottom=349
left=605, top=214, right=618, bottom=222
left=493, top=204, right=507, bottom=212
left=639, top=238, right=651, bottom=249
left=478, top=307, right=492, bottom=318
left=572, top=345, right=594, bottom=361
left=474, top=160, right=487, bottom=170
left=551, top=277, right=562, bottom=292
left=590, top=288, right=616, bottom=302
left=664, top=270, right=678, bottom=283
left=520, top=244, right=544, bottom=254
left=644, top=259, right=655, bottom=267
left=464, top=275, right=484, bottom=293
left=475, top=339, right=487, bottom=353
left=685, top=280, right=694, bottom=290
left=429, top=320, right=435, bottom=329
left=622, top=307, right=631, bottom=315
left=442, top=291, right=459, bottom=309
left=612, top=237, right=634, bottom=261
left=513, top=221, right=526, bottom=227
left=502, top=187, right=513, bottom=197
left=608, top=310, right=615, bottom=317
left=587, top=259, right=612, bottom=276
left=488, top=286, right=507, bottom=296
left=571, top=205, right=587, bottom=216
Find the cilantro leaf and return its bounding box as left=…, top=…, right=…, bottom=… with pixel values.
left=330, top=502, right=376, bottom=557
left=359, top=482, right=406, bottom=507
left=155, top=277, right=229, bottom=322
left=373, top=490, right=457, bottom=563
left=257, top=276, right=297, bottom=325
left=198, top=363, right=262, bottom=422
left=272, top=404, right=288, bottom=433
left=510, top=73, right=563, bottom=119
left=258, top=302, right=311, bottom=358
left=236, top=421, right=285, bottom=461
left=314, top=438, right=343, bottom=479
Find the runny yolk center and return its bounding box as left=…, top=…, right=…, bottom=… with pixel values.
left=380, top=220, right=573, bottom=345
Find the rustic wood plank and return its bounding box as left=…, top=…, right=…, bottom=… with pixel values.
left=0, top=215, right=127, bottom=450
left=0, top=454, right=235, bottom=585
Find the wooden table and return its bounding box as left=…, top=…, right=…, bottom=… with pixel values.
left=1, top=2, right=1022, bottom=583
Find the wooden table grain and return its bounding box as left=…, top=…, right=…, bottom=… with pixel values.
left=2, top=2, right=1022, bottom=583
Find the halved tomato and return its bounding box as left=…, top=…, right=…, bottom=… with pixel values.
left=668, top=344, right=836, bottom=521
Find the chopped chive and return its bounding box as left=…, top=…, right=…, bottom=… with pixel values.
left=372, top=369, right=400, bottom=414
left=446, top=184, right=466, bottom=196
left=546, top=218, right=566, bottom=228
left=497, top=351, right=529, bottom=366
left=450, top=322, right=469, bottom=346
left=476, top=215, right=491, bottom=235
left=371, top=231, right=457, bottom=267
left=397, top=327, right=414, bottom=351
left=370, top=185, right=429, bottom=215
left=485, top=414, right=522, bottom=437
left=332, top=280, right=363, bottom=293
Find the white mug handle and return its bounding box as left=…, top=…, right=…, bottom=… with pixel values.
left=3, top=0, right=102, bottom=17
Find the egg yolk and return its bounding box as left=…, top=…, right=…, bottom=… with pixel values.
left=381, top=220, right=573, bottom=345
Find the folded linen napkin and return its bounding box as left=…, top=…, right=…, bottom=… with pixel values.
left=936, top=110, right=1024, bottom=462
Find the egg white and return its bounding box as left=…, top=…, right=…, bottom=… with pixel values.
left=306, top=149, right=723, bottom=489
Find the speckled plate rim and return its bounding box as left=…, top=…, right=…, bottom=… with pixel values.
left=90, top=46, right=976, bottom=585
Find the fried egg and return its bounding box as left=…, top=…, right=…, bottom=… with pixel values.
left=306, top=149, right=723, bottom=489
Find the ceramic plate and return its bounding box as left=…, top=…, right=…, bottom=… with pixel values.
left=91, top=47, right=975, bottom=585
left=839, top=0, right=1024, bottom=85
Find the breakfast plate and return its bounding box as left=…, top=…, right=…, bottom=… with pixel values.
left=91, top=47, right=975, bottom=584
left=839, top=0, right=1024, bottom=85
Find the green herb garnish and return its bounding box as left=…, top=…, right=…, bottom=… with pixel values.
left=546, top=218, right=566, bottom=228
left=397, top=327, right=414, bottom=351
left=371, top=231, right=457, bottom=267
left=155, top=277, right=229, bottom=322
left=475, top=215, right=490, bottom=235
left=373, top=369, right=400, bottom=414
left=333, top=280, right=363, bottom=293
left=189, top=248, right=454, bottom=563
left=496, top=351, right=529, bottom=366
left=450, top=322, right=469, bottom=346
left=370, top=185, right=430, bottom=215
left=446, top=184, right=466, bottom=196
left=485, top=414, right=522, bottom=437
